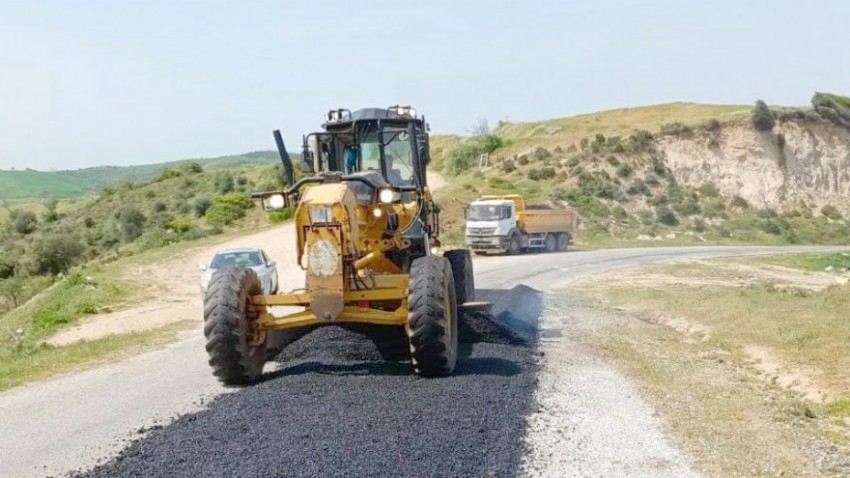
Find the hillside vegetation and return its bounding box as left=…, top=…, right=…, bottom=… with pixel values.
left=0, top=151, right=283, bottom=200
left=0, top=161, right=292, bottom=326
left=432, top=93, right=850, bottom=247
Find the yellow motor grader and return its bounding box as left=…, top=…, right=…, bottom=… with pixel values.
left=202, top=106, right=476, bottom=385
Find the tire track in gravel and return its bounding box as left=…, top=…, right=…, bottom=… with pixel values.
left=71, top=307, right=541, bottom=478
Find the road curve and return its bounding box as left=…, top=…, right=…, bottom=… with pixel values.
left=0, top=230, right=845, bottom=477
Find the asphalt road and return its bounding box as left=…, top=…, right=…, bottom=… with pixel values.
left=0, top=237, right=845, bottom=477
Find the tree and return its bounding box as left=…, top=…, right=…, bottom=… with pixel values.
left=32, top=234, right=85, bottom=275
left=752, top=100, right=776, bottom=131
left=12, top=212, right=37, bottom=235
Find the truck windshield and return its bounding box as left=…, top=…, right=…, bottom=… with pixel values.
left=467, top=204, right=504, bottom=221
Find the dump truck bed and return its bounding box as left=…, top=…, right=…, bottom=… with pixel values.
left=519, top=207, right=578, bottom=234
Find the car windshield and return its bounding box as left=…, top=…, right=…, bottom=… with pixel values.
left=467, top=204, right=504, bottom=221
left=210, top=251, right=264, bottom=268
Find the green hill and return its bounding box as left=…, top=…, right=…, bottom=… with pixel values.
left=0, top=151, right=285, bottom=200
left=0, top=170, right=95, bottom=200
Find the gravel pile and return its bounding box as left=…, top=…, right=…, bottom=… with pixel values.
left=72, top=307, right=539, bottom=478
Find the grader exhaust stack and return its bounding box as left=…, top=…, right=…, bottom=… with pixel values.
left=202, top=106, right=477, bottom=385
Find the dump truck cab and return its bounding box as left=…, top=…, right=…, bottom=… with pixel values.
left=201, top=106, right=476, bottom=385
left=465, top=198, right=517, bottom=251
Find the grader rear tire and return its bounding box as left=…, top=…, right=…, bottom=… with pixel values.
left=407, top=255, right=458, bottom=377
left=444, top=249, right=475, bottom=304
left=203, top=267, right=267, bottom=386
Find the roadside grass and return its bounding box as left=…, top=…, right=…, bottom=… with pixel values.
left=0, top=320, right=195, bottom=392
left=748, top=252, right=850, bottom=272
left=575, top=256, right=850, bottom=475
left=586, top=315, right=832, bottom=477
left=0, top=219, right=284, bottom=389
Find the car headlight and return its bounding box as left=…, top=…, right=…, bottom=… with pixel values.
left=378, top=188, right=395, bottom=204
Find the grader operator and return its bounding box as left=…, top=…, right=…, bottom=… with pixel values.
left=202, top=106, right=476, bottom=385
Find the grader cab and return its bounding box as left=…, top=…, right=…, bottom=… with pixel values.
left=202, top=106, right=476, bottom=385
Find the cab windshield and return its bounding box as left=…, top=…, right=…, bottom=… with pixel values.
left=355, top=128, right=415, bottom=186
left=467, top=204, right=506, bottom=221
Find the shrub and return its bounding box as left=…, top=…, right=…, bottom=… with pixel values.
left=660, top=122, right=693, bottom=136
left=118, top=207, right=146, bottom=243
left=447, top=143, right=480, bottom=175
left=206, top=203, right=245, bottom=226
left=153, top=201, right=167, bottom=212
left=731, top=195, right=749, bottom=209
left=655, top=204, right=678, bottom=225
left=752, top=100, right=776, bottom=131
left=165, top=218, right=193, bottom=234
left=532, top=148, right=552, bottom=161
left=702, top=198, right=727, bottom=218
left=157, top=168, right=182, bottom=181
left=517, top=155, right=529, bottom=166
left=194, top=198, right=213, bottom=217
left=12, top=212, right=37, bottom=235
left=181, top=162, right=204, bottom=174
left=0, top=276, right=24, bottom=308
left=32, top=234, right=85, bottom=275
left=0, top=255, right=15, bottom=279
left=175, top=200, right=191, bottom=215
left=501, top=159, right=516, bottom=173
left=215, top=193, right=254, bottom=209
left=83, top=217, right=96, bottom=228
left=42, top=199, right=60, bottom=222
left=217, top=172, right=235, bottom=194
left=638, top=210, right=654, bottom=225
left=611, top=206, right=628, bottom=220
left=269, top=208, right=296, bottom=224
left=626, top=178, right=649, bottom=196
left=236, top=176, right=249, bottom=186
left=697, top=182, right=720, bottom=198
left=644, top=174, right=660, bottom=187
left=703, top=118, right=721, bottom=132
left=821, top=204, right=843, bottom=220
left=606, top=156, right=620, bottom=166
left=527, top=167, right=557, bottom=181
left=616, top=163, right=633, bottom=178
left=672, top=198, right=701, bottom=216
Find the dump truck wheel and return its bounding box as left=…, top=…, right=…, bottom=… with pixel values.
left=203, top=267, right=267, bottom=386
left=444, top=249, right=475, bottom=304
left=507, top=234, right=521, bottom=255
left=407, top=255, right=458, bottom=377
left=557, top=233, right=569, bottom=252
left=544, top=233, right=558, bottom=252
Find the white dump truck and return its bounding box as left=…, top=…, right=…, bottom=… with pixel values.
left=465, top=195, right=578, bottom=255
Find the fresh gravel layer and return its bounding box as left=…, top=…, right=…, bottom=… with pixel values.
left=72, top=311, right=538, bottom=478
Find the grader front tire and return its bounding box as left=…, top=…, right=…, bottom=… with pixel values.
left=203, top=267, right=267, bottom=386
left=407, top=255, right=458, bottom=377
left=444, top=249, right=475, bottom=305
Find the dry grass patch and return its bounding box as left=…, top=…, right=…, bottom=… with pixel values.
left=573, top=255, right=850, bottom=476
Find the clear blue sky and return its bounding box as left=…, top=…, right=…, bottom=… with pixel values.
left=1, top=0, right=847, bottom=170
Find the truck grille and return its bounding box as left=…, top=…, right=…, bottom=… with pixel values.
left=467, top=227, right=496, bottom=236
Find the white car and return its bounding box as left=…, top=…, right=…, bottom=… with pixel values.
left=200, top=248, right=279, bottom=296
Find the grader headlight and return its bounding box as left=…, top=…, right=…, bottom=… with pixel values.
left=378, top=188, right=395, bottom=204
left=267, top=194, right=286, bottom=210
